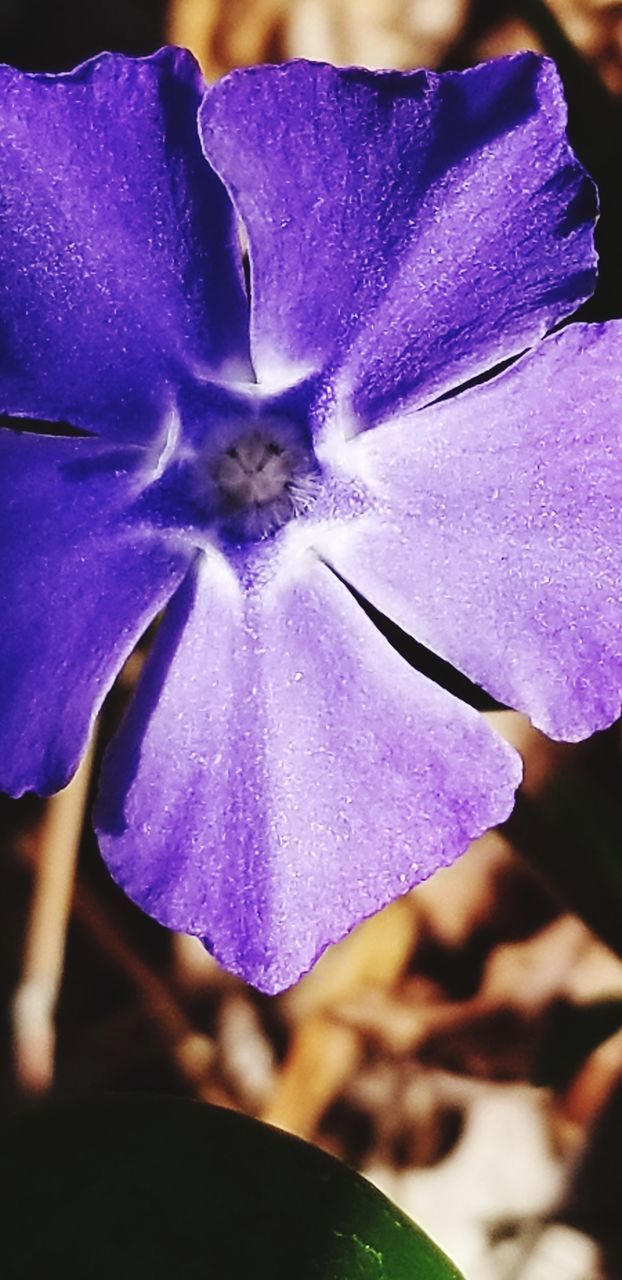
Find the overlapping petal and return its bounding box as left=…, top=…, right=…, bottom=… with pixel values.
left=0, top=48, right=250, bottom=443
left=317, top=322, right=622, bottom=741
left=0, top=429, right=193, bottom=795
left=200, top=55, right=596, bottom=425
left=95, top=550, right=520, bottom=993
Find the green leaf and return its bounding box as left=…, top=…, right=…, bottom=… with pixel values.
left=0, top=1094, right=464, bottom=1279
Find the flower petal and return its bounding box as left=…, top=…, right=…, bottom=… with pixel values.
left=199, top=55, right=595, bottom=423
left=0, top=48, right=250, bottom=443
left=317, top=322, right=622, bottom=741
left=0, top=430, right=192, bottom=795
left=95, top=549, right=520, bottom=993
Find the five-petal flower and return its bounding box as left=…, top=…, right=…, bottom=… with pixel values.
left=0, top=47, right=620, bottom=992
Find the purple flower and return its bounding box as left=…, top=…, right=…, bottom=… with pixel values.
left=0, top=47, right=621, bottom=993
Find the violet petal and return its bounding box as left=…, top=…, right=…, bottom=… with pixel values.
left=95, top=550, right=520, bottom=993
left=0, top=48, right=250, bottom=443
left=317, top=322, right=622, bottom=741
left=199, top=54, right=596, bottom=424
left=0, top=429, right=192, bottom=795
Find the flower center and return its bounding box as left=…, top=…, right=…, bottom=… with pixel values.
left=208, top=422, right=319, bottom=542
left=216, top=433, right=290, bottom=509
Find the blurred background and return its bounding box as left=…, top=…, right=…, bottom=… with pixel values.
left=2, top=2, right=622, bottom=1277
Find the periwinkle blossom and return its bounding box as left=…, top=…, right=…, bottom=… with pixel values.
left=1, top=48, right=621, bottom=993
